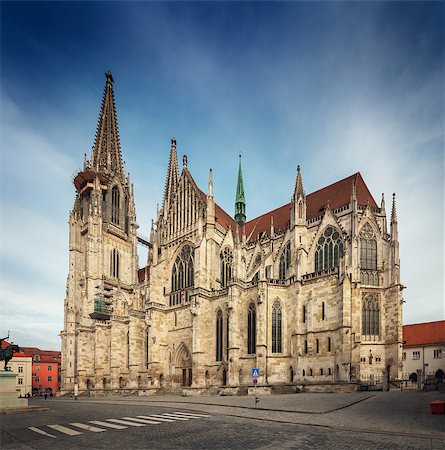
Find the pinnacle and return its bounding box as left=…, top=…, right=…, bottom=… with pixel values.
left=294, top=164, right=304, bottom=197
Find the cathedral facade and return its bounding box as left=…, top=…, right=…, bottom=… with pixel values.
left=61, top=73, right=404, bottom=395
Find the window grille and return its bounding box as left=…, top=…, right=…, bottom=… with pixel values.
left=314, top=227, right=343, bottom=272
left=110, top=248, right=120, bottom=278
left=170, top=245, right=195, bottom=306
left=220, top=247, right=233, bottom=288
left=247, top=302, right=256, bottom=354
left=360, top=223, right=379, bottom=286
left=111, top=186, right=120, bottom=225
left=216, top=309, right=223, bottom=362
left=361, top=293, right=380, bottom=339
left=272, top=300, right=282, bottom=353
left=279, top=242, right=291, bottom=280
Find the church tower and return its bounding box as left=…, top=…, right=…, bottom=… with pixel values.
left=61, top=72, right=141, bottom=394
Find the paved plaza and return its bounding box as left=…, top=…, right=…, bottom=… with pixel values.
left=0, top=390, right=444, bottom=449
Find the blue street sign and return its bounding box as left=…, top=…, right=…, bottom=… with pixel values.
left=252, top=368, right=260, bottom=378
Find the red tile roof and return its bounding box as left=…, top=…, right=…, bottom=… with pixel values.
left=403, top=321, right=445, bottom=347
left=186, top=172, right=376, bottom=242
left=306, top=172, right=377, bottom=219
left=242, top=172, right=377, bottom=242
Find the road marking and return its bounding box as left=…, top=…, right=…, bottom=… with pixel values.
left=89, top=420, right=127, bottom=430
left=174, top=411, right=211, bottom=418
left=160, top=413, right=191, bottom=420
left=121, top=416, right=161, bottom=425
left=107, top=418, right=146, bottom=427
left=137, top=415, right=175, bottom=422
left=47, top=424, right=82, bottom=436
left=70, top=422, right=106, bottom=432
left=28, top=427, right=57, bottom=438
left=149, top=413, right=190, bottom=421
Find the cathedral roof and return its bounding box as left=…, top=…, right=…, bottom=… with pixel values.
left=243, top=172, right=377, bottom=242
left=403, top=321, right=445, bottom=347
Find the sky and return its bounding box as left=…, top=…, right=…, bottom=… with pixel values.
left=0, top=2, right=443, bottom=350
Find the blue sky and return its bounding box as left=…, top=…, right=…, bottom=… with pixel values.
left=1, top=2, right=443, bottom=349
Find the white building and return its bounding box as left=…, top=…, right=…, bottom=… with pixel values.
left=402, top=321, right=445, bottom=383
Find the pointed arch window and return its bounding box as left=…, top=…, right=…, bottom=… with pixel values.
left=272, top=300, right=282, bottom=353
left=247, top=302, right=256, bottom=354
left=216, top=309, right=223, bottom=362
left=220, top=247, right=233, bottom=288
left=314, top=227, right=343, bottom=272
left=279, top=242, right=291, bottom=281
left=170, top=244, right=195, bottom=306
left=362, top=293, right=380, bottom=339
left=110, top=248, right=119, bottom=278
left=111, top=186, right=120, bottom=225
left=360, top=223, right=379, bottom=286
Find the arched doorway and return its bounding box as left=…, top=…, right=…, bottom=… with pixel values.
left=290, top=366, right=294, bottom=382
left=409, top=372, right=417, bottom=383
left=174, top=342, right=192, bottom=387
left=435, top=369, right=444, bottom=383
left=223, top=368, right=227, bottom=386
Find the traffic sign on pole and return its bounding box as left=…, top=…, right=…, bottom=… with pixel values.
left=252, top=368, right=260, bottom=378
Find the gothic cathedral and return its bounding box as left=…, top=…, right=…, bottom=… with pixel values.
left=61, top=73, right=403, bottom=395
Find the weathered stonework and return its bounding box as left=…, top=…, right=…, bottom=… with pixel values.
left=61, top=73, right=403, bottom=395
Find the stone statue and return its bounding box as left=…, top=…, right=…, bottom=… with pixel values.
left=0, top=333, right=20, bottom=371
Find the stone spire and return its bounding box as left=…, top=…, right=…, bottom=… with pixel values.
left=90, top=71, right=124, bottom=180
left=162, top=138, right=179, bottom=214
left=294, top=165, right=304, bottom=198
left=234, top=155, right=246, bottom=226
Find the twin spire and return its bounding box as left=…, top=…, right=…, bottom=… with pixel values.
left=91, top=71, right=124, bottom=180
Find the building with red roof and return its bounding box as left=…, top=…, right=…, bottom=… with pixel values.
left=402, top=321, right=445, bottom=382
left=61, top=73, right=404, bottom=395
left=20, top=347, right=61, bottom=395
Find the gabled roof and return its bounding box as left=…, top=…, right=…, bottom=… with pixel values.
left=245, top=203, right=292, bottom=241
left=306, top=172, right=377, bottom=219
left=242, top=172, right=377, bottom=242
left=403, top=321, right=445, bottom=347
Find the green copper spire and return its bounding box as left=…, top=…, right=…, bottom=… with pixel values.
left=235, top=155, right=246, bottom=226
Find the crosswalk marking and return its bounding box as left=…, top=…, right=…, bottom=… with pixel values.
left=107, top=418, right=146, bottom=427
left=27, top=412, right=212, bottom=440
left=150, top=413, right=190, bottom=421
left=121, top=416, right=161, bottom=425
left=159, top=413, right=191, bottom=420
left=173, top=411, right=212, bottom=418
left=89, top=420, right=127, bottom=430
left=28, top=427, right=57, bottom=438
left=47, top=424, right=82, bottom=436
left=70, top=422, right=106, bottom=432
left=137, top=415, right=175, bottom=422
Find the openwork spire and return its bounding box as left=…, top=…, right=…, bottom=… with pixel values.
left=163, top=138, right=179, bottom=213
left=91, top=71, right=124, bottom=180
left=235, top=155, right=246, bottom=226
left=294, top=164, right=304, bottom=198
